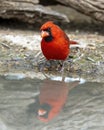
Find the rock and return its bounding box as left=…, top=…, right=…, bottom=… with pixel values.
left=0, top=0, right=69, bottom=24
left=56, top=0, right=104, bottom=23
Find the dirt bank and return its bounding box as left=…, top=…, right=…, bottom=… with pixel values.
left=0, top=27, right=104, bottom=82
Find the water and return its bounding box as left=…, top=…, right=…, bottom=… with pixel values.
left=0, top=75, right=104, bottom=130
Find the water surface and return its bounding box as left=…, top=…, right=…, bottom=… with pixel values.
left=0, top=75, right=104, bottom=130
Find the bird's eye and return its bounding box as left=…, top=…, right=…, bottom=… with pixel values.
left=43, top=27, right=51, bottom=33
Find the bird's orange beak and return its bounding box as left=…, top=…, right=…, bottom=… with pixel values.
left=41, top=30, right=49, bottom=38
left=38, top=109, right=47, bottom=116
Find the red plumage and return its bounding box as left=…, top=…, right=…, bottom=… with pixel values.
left=40, top=21, right=77, bottom=60
left=38, top=79, right=69, bottom=122
left=37, top=79, right=79, bottom=122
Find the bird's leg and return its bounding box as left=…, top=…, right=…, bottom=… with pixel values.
left=59, top=57, right=73, bottom=71
left=59, top=60, right=65, bottom=72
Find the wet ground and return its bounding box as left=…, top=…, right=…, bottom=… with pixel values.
left=0, top=26, right=104, bottom=130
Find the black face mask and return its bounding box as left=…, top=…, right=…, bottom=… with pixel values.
left=43, top=28, right=53, bottom=42
left=38, top=103, right=52, bottom=118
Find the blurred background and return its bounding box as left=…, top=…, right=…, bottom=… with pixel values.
left=0, top=0, right=104, bottom=31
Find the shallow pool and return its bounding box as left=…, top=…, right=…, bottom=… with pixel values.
left=0, top=75, right=104, bottom=130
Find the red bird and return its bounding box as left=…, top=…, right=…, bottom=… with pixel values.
left=40, top=21, right=77, bottom=61
left=37, top=79, right=79, bottom=122
left=38, top=79, right=69, bottom=122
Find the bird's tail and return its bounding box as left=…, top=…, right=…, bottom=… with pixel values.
left=70, top=40, right=78, bottom=45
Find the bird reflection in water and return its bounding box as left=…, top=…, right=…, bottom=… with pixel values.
left=37, top=79, right=79, bottom=122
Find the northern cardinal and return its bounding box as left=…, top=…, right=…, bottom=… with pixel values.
left=37, top=79, right=79, bottom=122
left=38, top=79, right=69, bottom=122
left=40, top=21, right=77, bottom=61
